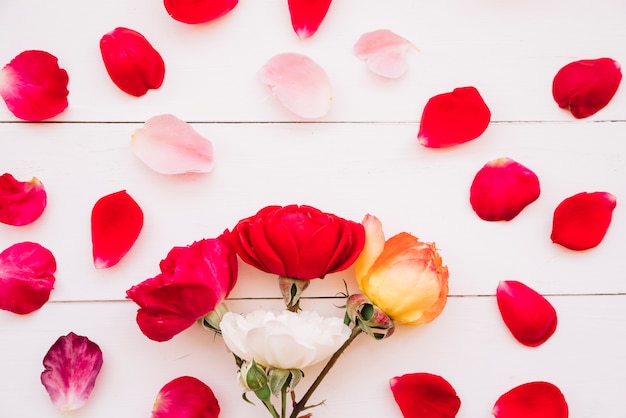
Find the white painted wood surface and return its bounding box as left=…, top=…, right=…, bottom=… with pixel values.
left=1, top=1, right=625, bottom=417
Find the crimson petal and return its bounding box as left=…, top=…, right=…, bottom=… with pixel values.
left=0, top=242, right=56, bottom=314
left=152, top=376, right=220, bottom=418
left=0, top=173, right=47, bottom=226
left=493, top=381, right=568, bottom=418
left=470, top=158, right=540, bottom=221
left=418, top=86, right=491, bottom=148
left=496, top=280, right=557, bottom=347
left=552, top=57, right=622, bottom=118
left=390, top=372, right=461, bottom=418
left=164, top=0, right=238, bottom=24
left=91, top=190, right=144, bottom=269
left=41, top=332, right=103, bottom=412
left=0, top=50, right=69, bottom=121
left=550, top=191, right=616, bottom=250
left=288, top=0, right=333, bottom=39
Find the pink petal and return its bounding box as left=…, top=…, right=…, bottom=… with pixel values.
left=152, top=376, right=220, bottom=418
left=41, top=332, right=103, bottom=412
left=0, top=50, right=69, bottom=121
left=552, top=58, right=622, bottom=118
left=354, top=29, right=416, bottom=78
left=0, top=242, right=56, bottom=314
left=259, top=53, right=332, bottom=119
left=288, top=0, right=332, bottom=39
left=100, top=27, right=165, bottom=97
left=390, top=372, right=461, bottom=418
left=91, top=190, right=144, bottom=269
left=0, top=173, right=47, bottom=226
left=493, top=381, right=568, bottom=418
left=496, top=280, right=557, bottom=347
left=550, top=191, right=616, bottom=250
left=418, top=86, right=491, bottom=148
left=470, top=158, right=540, bottom=221
left=164, top=0, right=238, bottom=24
left=131, top=114, right=214, bottom=174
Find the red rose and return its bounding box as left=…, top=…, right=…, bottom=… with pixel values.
left=229, top=204, right=365, bottom=280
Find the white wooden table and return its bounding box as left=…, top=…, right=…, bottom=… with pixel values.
left=2, top=1, right=625, bottom=416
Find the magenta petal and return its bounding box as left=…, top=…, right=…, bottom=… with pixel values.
left=418, top=86, right=491, bottom=148
left=493, top=381, right=568, bottom=418
left=0, top=50, right=69, bottom=121
left=354, top=29, right=416, bottom=78
left=288, top=0, right=332, bottom=39
left=164, top=0, right=238, bottom=24
left=497, top=280, right=557, bottom=347
left=0, top=242, right=56, bottom=314
left=152, top=376, right=220, bottom=418
left=390, top=372, right=461, bottom=418
left=41, top=332, right=103, bottom=412
left=0, top=173, right=47, bottom=226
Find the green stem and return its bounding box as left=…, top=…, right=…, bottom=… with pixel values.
left=262, top=398, right=280, bottom=418
left=281, top=384, right=288, bottom=418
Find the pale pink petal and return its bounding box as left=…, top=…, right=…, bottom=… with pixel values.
left=288, top=0, right=332, bottom=39
left=493, top=381, right=568, bottom=418
left=354, top=29, right=416, bottom=78
left=41, top=332, right=103, bottom=412
left=259, top=53, right=332, bottom=119
left=152, top=376, right=220, bottom=418
left=0, top=173, right=47, bottom=226
left=131, top=114, right=215, bottom=174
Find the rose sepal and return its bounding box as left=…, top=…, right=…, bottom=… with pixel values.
left=346, top=293, right=395, bottom=340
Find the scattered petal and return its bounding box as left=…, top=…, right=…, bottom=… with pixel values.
left=91, top=190, right=144, bottom=269
left=0, top=173, right=47, bottom=226
left=131, top=114, right=214, bottom=174
left=0, top=242, right=56, bottom=314
left=496, top=280, right=557, bottom=347
left=552, top=58, right=622, bottom=118
left=164, top=0, right=238, bottom=24
left=100, top=27, right=165, bottom=97
left=470, top=158, right=540, bottom=221
left=390, top=372, right=461, bottom=418
left=259, top=53, right=332, bottom=119
left=0, top=50, right=69, bottom=121
left=550, top=191, right=616, bottom=250
left=418, top=86, right=491, bottom=148
left=354, top=29, right=416, bottom=78
left=493, top=381, right=568, bottom=418
left=288, top=0, right=332, bottom=39
left=41, top=332, right=103, bottom=412
left=152, top=376, right=220, bottom=418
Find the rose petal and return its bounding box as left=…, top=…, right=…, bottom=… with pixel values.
left=152, top=376, right=220, bottom=418
left=493, top=381, right=568, bottom=418
left=470, top=158, right=540, bottom=221
left=550, top=191, right=616, bottom=250
left=0, top=50, right=69, bottom=121
left=131, top=114, right=214, bottom=174
left=354, top=29, right=416, bottom=78
left=164, top=0, right=238, bottom=24
left=100, top=27, right=165, bottom=97
left=418, top=86, right=491, bottom=148
left=288, top=0, right=332, bottom=39
left=0, top=173, right=47, bottom=226
left=91, top=190, right=144, bottom=269
left=0, top=242, right=56, bottom=314
left=496, top=280, right=557, bottom=347
left=390, top=372, right=461, bottom=418
left=41, top=332, right=103, bottom=412
left=259, top=53, right=332, bottom=119
left=552, top=57, right=622, bottom=118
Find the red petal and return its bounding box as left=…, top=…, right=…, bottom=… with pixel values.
left=493, top=381, right=568, bottom=418
left=100, top=27, right=165, bottom=97
left=152, top=376, right=220, bottom=418
left=550, top=191, right=616, bottom=250
left=91, top=190, right=144, bottom=269
left=163, top=0, right=238, bottom=24
left=552, top=58, right=622, bottom=118
left=0, top=242, right=56, bottom=314
left=496, top=280, right=557, bottom=347
left=288, top=0, right=332, bottom=39
left=0, top=50, right=69, bottom=121
left=0, top=173, right=47, bottom=226
left=41, top=332, right=103, bottom=412
left=390, top=372, right=461, bottom=418
left=418, top=86, right=491, bottom=148
left=470, top=158, right=540, bottom=221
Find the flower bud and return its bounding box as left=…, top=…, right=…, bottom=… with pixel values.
left=278, top=276, right=310, bottom=311
left=238, top=360, right=271, bottom=402
left=346, top=293, right=395, bottom=340
left=268, top=368, right=304, bottom=396
left=200, top=302, right=230, bottom=334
